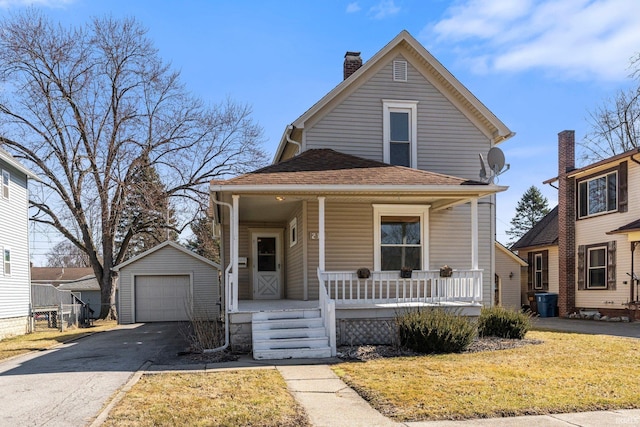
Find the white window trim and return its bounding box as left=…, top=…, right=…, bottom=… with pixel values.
left=578, top=171, right=617, bottom=219
left=2, top=170, right=9, bottom=200
left=586, top=246, right=607, bottom=289
left=533, top=253, right=543, bottom=290
left=289, top=217, right=298, bottom=247
left=373, top=204, right=429, bottom=271
left=3, top=247, right=11, bottom=276
left=382, top=100, right=418, bottom=169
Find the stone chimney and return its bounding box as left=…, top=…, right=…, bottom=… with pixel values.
left=557, top=130, right=576, bottom=316
left=343, top=51, right=362, bottom=80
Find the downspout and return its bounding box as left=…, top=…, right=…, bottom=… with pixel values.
left=204, top=196, right=233, bottom=353
left=286, top=125, right=301, bottom=155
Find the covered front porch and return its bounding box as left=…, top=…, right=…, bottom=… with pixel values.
left=210, top=149, right=505, bottom=357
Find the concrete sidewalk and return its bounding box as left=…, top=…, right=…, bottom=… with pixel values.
left=149, top=356, right=640, bottom=427
left=143, top=318, right=640, bottom=427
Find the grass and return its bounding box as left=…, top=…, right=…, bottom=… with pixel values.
left=332, top=330, right=640, bottom=421
left=103, top=370, right=310, bottom=427
left=0, top=319, right=117, bottom=361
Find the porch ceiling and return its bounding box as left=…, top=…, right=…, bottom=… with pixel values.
left=217, top=193, right=481, bottom=223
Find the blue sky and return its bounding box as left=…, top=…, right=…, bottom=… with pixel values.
left=5, top=0, right=639, bottom=261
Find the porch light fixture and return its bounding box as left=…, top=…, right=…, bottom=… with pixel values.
left=509, top=272, right=514, bottom=279
left=275, top=196, right=285, bottom=201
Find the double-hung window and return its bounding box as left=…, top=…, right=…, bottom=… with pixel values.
left=578, top=171, right=617, bottom=218
left=3, top=248, right=10, bottom=276
left=383, top=100, right=418, bottom=168
left=587, top=246, right=607, bottom=289
left=373, top=205, right=429, bottom=271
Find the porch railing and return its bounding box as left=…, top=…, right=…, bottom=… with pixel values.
left=318, top=269, right=483, bottom=305
left=317, top=268, right=336, bottom=356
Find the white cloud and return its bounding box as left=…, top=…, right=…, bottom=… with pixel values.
left=368, top=0, right=400, bottom=20
left=346, top=2, right=361, bottom=13
left=0, top=0, right=74, bottom=8
left=424, top=0, right=640, bottom=81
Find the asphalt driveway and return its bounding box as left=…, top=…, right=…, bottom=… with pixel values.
left=0, top=322, right=190, bottom=427
left=532, top=316, right=640, bottom=338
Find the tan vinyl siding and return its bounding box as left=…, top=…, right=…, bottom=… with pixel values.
left=325, top=202, right=374, bottom=272
left=286, top=204, right=304, bottom=299
left=118, top=245, right=219, bottom=324
left=575, top=160, right=639, bottom=309
left=305, top=54, right=490, bottom=180
left=0, top=161, right=31, bottom=320
left=495, top=246, right=524, bottom=310
left=517, top=245, right=559, bottom=306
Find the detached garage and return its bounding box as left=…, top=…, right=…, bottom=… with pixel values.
left=114, top=241, right=220, bottom=324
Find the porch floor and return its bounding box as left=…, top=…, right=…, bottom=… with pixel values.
left=235, top=299, right=480, bottom=313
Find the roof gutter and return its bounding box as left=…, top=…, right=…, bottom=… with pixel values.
left=209, top=183, right=508, bottom=195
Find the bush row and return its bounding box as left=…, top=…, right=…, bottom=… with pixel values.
left=396, top=306, right=531, bottom=354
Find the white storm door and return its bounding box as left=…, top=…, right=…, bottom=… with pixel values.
left=252, top=231, right=282, bottom=299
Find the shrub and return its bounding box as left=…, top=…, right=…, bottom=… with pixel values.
left=396, top=308, right=476, bottom=354
left=477, top=306, right=531, bottom=339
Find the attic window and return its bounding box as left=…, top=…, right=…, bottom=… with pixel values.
left=393, top=60, right=407, bottom=82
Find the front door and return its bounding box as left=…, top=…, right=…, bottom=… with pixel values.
left=252, top=231, right=282, bottom=299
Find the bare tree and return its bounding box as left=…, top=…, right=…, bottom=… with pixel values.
left=46, top=241, right=91, bottom=268
left=0, top=10, right=266, bottom=319
left=581, top=87, right=640, bottom=162
left=580, top=54, right=640, bottom=162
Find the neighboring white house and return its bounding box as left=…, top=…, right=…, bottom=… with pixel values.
left=0, top=149, right=39, bottom=339
left=494, top=242, right=527, bottom=310
left=210, top=31, right=515, bottom=359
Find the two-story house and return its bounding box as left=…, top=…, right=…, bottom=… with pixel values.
left=0, top=149, right=39, bottom=339
left=206, top=31, right=514, bottom=359
left=515, top=131, right=640, bottom=320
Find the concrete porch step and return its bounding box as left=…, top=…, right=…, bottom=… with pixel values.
left=253, top=346, right=332, bottom=360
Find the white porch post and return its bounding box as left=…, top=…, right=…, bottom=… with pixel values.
left=231, top=194, right=240, bottom=311
left=471, top=198, right=478, bottom=270
left=318, top=196, right=325, bottom=271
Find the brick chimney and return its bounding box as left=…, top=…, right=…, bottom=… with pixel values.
left=557, top=130, right=576, bottom=316
left=343, top=51, right=362, bottom=80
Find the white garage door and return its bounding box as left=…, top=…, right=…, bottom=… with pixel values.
left=135, top=275, right=190, bottom=322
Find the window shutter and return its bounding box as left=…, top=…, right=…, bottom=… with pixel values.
left=577, top=245, right=585, bottom=290
left=618, top=161, right=628, bottom=212
left=542, top=250, right=549, bottom=290
left=607, top=240, right=617, bottom=290
left=527, top=252, right=533, bottom=290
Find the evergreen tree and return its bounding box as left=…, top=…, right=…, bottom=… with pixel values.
left=506, top=186, right=550, bottom=246
left=185, top=212, right=220, bottom=263
left=116, top=155, right=177, bottom=260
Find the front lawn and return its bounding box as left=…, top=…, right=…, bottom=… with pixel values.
left=103, top=370, right=310, bottom=427
left=0, top=320, right=117, bottom=361
left=332, top=330, right=640, bottom=421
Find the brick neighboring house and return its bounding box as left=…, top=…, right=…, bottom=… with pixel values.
left=515, top=130, right=640, bottom=319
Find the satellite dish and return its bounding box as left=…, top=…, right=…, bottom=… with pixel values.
left=487, top=147, right=505, bottom=173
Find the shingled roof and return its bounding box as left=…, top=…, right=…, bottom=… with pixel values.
left=213, top=149, right=485, bottom=187
left=608, top=218, right=640, bottom=235
left=510, top=206, right=558, bottom=250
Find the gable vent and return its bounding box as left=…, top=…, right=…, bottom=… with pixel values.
left=393, top=60, right=407, bottom=82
